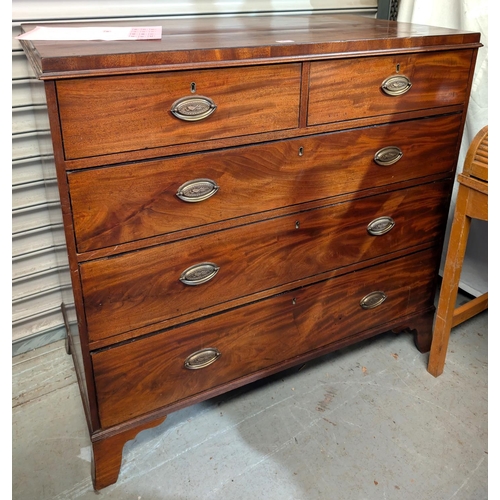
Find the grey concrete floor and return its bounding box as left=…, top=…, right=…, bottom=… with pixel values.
left=12, top=309, right=487, bottom=500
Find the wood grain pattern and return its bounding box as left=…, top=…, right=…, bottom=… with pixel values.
left=20, top=15, right=480, bottom=78
left=92, top=247, right=439, bottom=428
left=91, top=416, right=166, bottom=490
left=57, top=64, right=301, bottom=159
left=308, top=50, right=474, bottom=125
left=18, top=13, right=480, bottom=490
left=428, top=126, right=488, bottom=377
left=69, top=114, right=462, bottom=252
left=81, top=180, right=450, bottom=341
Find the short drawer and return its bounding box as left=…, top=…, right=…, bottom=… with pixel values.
left=308, top=50, right=474, bottom=125
left=69, top=114, right=461, bottom=252
left=57, top=64, right=301, bottom=160
left=92, top=247, right=439, bottom=428
left=81, top=180, right=450, bottom=341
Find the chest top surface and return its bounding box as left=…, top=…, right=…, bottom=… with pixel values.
left=20, top=14, right=481, bottom=79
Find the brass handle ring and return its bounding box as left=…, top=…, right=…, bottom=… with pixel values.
left=179, top=262, right=220, bottom=286
left=374, top=146, right=403, bottom=166
left=381, top=75, right=412, bottom=96
left=171, top=95, right=217, bottom=121
left=176, top=178, right=220, bottom=203
left=184, top=348, right=221, bottom=370
left=367, top=216, right=395, bottom=236
left=360, top=291, right=387, bottom=309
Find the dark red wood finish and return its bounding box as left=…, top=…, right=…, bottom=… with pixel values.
left=93, top=247, right=440, bottom=428
left=68, top=114, right=461, bottom=252
left=57, top=64, right=301, bottom=159
left=308, top=50, right=475, bottom=125
left=19, top=13, right=481, bottom=490
left=20, top=15, right=480, bottom=78
left=81, top=180, right=451, bottom=342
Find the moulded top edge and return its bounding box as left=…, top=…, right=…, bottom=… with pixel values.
left=19, top=14, right=482, bottom=79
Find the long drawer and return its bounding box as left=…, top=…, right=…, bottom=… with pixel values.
left=57, top=64, right=301, bottom=160
left=92, top=247, right=439, bottom=428
left=69, top=114, right=461, bottom=252
left=81, top=180, right=450, bottom=341
left=308, top=50, right=473, bottom=125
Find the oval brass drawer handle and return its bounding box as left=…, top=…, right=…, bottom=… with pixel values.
left=171, top=95, right=217, bottom=121
left=176, top=178, right=220, bottom=203
left=367, top=216, right=395, bottom=236
left=381, top=75, right=412, bottom=96
left=184, top=348, right=221, bottom=370
left=360, top=291, right=387, bottom=310
left=374, top=146, right=403, bottom=166
left=179, top=262, right=220, bottom=286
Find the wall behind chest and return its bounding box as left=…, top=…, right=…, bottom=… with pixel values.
left=398, top=0, right=488, bottom=297
left=11, top=0, right=378, bottom=356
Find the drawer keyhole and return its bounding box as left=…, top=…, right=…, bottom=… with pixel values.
left=191, top=82, right=196, bottom=93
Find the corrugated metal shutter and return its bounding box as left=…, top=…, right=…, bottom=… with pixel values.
left=11, top=0, right=378, bottom=356
left=12, top=20, right=69, bottom=355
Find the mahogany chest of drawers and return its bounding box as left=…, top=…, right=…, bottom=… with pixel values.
left=19, top=14, right=480, bottom=489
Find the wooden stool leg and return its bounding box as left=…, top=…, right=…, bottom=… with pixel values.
left=428, top=187, right=471, bottom=377
left=91, top=416, right=166, bottom=490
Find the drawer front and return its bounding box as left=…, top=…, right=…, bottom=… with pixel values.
left=69, top=114, right=461, bottom=252
left=57, top=64, right=301, bottom=160
left=81, top=180, right=450, bottom=341
left=308, top=50, right=473, bottom=125
left=92, top=247, right=439, bottom=428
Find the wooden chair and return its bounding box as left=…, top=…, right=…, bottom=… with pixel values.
left=428, top=125, right=488, bottom=377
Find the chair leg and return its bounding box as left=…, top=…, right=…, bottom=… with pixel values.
left=428, top=187, right=471, bottom=377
